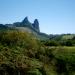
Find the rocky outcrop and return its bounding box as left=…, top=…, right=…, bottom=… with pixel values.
left=32, top=19, right=40, bottom=32
left=13, top=17, right=40, bottom=32
left=22, top=17, right=40, bottom=32
left=0, top=17, right=49, bottom=40
left=22, top=17, right=31, bottom=25
left=0, top=17, right=40, bottom=33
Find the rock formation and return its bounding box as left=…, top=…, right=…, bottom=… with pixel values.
left=32, top=19, right=40, bottom=32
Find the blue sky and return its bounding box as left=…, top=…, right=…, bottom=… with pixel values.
left=0, top=0, right=75, bottom=34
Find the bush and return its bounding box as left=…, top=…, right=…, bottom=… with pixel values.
left=44, top=40, right=60, bottom=46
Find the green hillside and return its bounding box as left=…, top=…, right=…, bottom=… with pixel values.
left=50, top=34, right=75, bottom=41
left=0, top=31, right=75, bottom=75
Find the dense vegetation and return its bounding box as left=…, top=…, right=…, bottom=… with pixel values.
left=44, top=35, right=75, bottom=46
left=0, top=31, right=75, bottom=75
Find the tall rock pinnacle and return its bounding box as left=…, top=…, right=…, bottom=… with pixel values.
left=22, top=16, right=29, bottom=24
left=32, top=19, right=40, bottom=32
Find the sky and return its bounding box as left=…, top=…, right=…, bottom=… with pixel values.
left=0, top=0, right=75, bottom=34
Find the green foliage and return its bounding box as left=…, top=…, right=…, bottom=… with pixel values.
left=44, top=40, right=60, bottom=46
left=43, top=37, right=75, bottom=46
left=0, top=31, right=75, bottom=75
left=60, top=40, right=73, bottom=46
left=28, top=69, right=42, bottom=75
left=52, top=47, right=75, bottom=75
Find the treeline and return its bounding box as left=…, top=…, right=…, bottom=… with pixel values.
left=43, top=38, right=75, bottom=46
